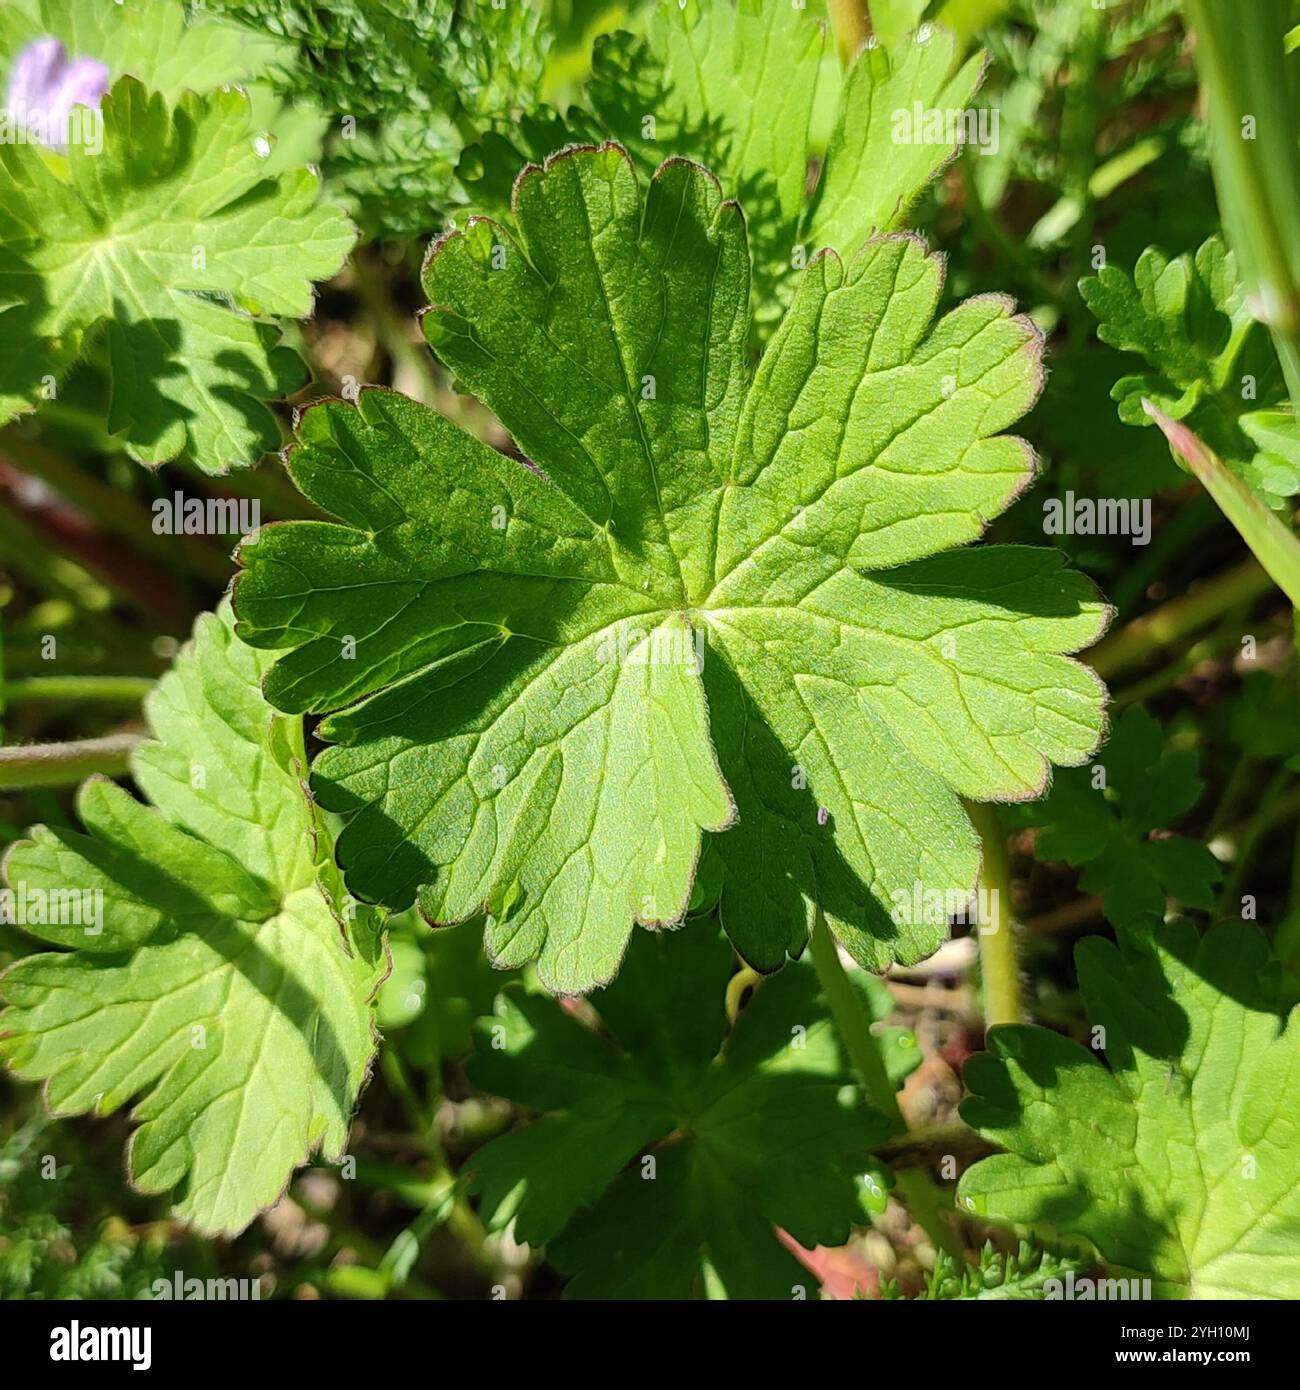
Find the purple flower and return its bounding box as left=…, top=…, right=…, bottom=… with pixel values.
left=5, top=37, right=109, bottom=150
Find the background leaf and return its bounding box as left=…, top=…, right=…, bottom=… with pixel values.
left=467, top=922, right=907, bottom=1299
left=0, top=604, right=387, bottom=1235
left=0, top=76, right=354, bottom=471
left=960, top=922, right=1300, bottom=1298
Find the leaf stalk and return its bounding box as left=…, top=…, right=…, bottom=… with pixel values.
left=807, top=911, right=963, bottom=1259
left=0, top=733, right=142, bottom=789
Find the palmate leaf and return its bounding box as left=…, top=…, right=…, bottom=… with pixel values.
left=806, top=22, right=986, bottom=254
left=959, top=922, right=1300, bottom=1299
left=466, top=923, right=908, bottom=1299
left=460, top=5, right=983, bottom=319
left=0, top=604, right=387, bottom=1236
left=234, top=144, right=1108, bottom=994
left=0, top=73, right=354, bottom=472
left=1007, top=706, right=1221, bottom=937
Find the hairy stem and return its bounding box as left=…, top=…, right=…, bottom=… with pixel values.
left=2, top=675, right=154, bottom=704
left=0, top=733, right=142, bottom=789
left=1143, top=402, right=1300, bottom=608
left=827, top=0, right=872, bottom=66
left=966, top=802, right=1021, bottom=1027
left=379, top=1050, right=495, bottom=1282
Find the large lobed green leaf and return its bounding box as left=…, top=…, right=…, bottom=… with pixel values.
left=235, top=143, right=1108, bottom=995
left=960, top=922, right=1300, bottom=1299
left=0, top=604, right=387, bottom=1235
left=806, top=22, right=986, bottom=254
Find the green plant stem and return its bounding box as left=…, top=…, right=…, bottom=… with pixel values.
left=379, top=1050, right=495, bottom=1280
left=1143, top=402, right=1300, bottom=608
left=806, top=912, right=962, bottom=1259
left=299, top=1202, right=442, bottom=1301
left=380, top=1047, right=434, bottom=1134
left=966, top=802, right=1021, bottom=1027
left=806, top=915, right=904, bottom=1128
left=827, top=0, right=872, bottom=66
left=1, top=675, right=153, bottom=704
left=1087, top=556, right=1272, bottom=679
left=0, top=733, right=141, bottom=789
left=1186, top=0, right=1300, bottom=410
left=352, top=1155, right=444, bottom=1208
